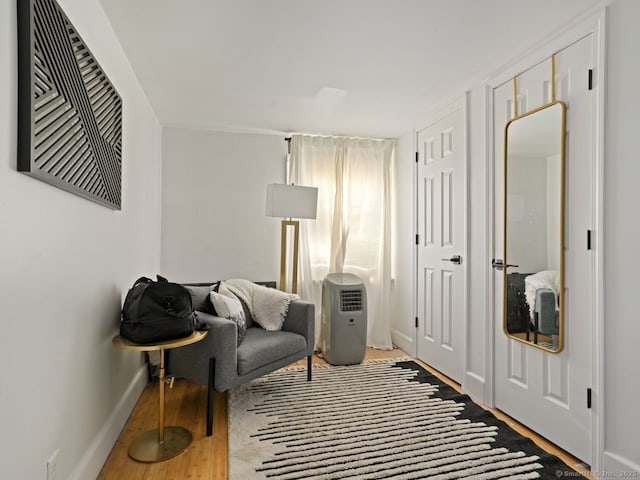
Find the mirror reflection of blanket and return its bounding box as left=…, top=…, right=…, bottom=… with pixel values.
left=524, top=270, right=560, bottom=319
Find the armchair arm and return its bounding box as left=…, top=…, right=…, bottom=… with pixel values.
left=281, top=300, right=315, bottom=355
left=169, top=311, right=238, bottom=388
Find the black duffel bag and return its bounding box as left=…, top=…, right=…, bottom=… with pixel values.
left=120, top=275, right=196, bottom=343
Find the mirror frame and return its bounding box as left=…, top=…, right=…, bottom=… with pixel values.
left=502, top=100, right=567, bottom=353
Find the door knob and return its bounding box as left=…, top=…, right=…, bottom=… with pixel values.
left=441, top=255, right=462, bottom=265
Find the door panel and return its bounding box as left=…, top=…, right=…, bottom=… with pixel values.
left=493, top=35, right=593, bottom=462
left=417, top=106, right=464, bottom=383
left=423, top=267, right=434, bottom=339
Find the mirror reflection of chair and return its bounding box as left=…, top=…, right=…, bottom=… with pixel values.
left=534, top=288, right=559, bottom=348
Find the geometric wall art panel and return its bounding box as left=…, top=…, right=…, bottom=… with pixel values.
left=17, top=0, right=122, bottom=209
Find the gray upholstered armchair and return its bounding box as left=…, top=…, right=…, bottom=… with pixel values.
left=169, top=283, right=315, bottom=436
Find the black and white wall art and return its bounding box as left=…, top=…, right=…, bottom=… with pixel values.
left=17, top=0, right=123, bottom=210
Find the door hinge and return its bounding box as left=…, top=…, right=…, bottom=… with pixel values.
left=415, top=317, right=419, bottom=328
left=588, top=69, right=593, bottom=90
left=587, top=388, right=592, bottom=409
left=415, top=234, right=419, bottom=245
left=587, top=230, right=592, bottom=250
left=415, top=151, right=419, bottom=163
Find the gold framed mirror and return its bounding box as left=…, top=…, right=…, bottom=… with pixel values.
left=502, top=100, right=566, bottom=353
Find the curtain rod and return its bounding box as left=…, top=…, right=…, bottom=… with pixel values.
left=284, top=133, right=395, bottom=142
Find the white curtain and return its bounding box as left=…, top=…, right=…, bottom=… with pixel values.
left=290, top=134, right=395, bottom=350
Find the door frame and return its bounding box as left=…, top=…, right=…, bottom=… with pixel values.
left=485, top=8, right=606, bottom=471
left=414, top=94, right=469, bottom=385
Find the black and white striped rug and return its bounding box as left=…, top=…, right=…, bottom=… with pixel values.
left=228, top=360, right=576, bottom=479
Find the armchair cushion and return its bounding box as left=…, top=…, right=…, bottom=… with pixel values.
left=237, top=327, right=307, bottom=375
left=167, top=295, right=314, bottom=436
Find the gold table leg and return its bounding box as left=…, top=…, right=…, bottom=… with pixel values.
left=128, top=347, right=192, bottom=462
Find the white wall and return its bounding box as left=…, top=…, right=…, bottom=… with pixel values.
left=161, top=128, right=286, bottom=283
left=0, top=0, right=162, bottom=478
left=390, top=131, right=416, bottom=354
left=602, top=0, right=640, bottom=471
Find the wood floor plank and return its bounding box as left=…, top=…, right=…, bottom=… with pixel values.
left=99, top=347, right=588, bottom=479
left=98, top=383, right=156, bottom=480
left=161, top=384, right=201, bottom=480
left=143, top=380, right=188, bottom=479
left=210, top=391, right=228, bottom=480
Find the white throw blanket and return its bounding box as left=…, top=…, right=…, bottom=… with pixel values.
left=524, top=270, right=559, bottom=319
left=223, top=279, right=299, bottom=331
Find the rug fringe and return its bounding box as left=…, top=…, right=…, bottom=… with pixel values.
left=277, top=356, right=414, bottom=372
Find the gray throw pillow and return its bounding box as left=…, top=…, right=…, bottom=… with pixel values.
left=209, top=290, right=247, bottom=346
left=237, top=296, right=255, bottom=329
left=184, top=284, right=218, bottom=315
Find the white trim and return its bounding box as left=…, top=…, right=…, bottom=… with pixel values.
left=414, top=129, right=419, bottom=359
left=488, top=1, right=612, bottom=89
left=163, top=121, right=289, bottom=137
left=602, top=451, right=640, bottom=475
left=69, top=366, right=147, bottom=480
left=414, top=94, right=469, bottom=384
left=410, top=129, right=418, bottom=358
left=463, top=372, right=486, bottom=405
left=486, top=8, right=606, bottom=466
left=415, top=95, right=468, bottom=132
left=484, top=83, right=496, bottom=408
left=460, top=92, right=470, bottom=396
left=591, top=8, right=607, bottom=474
left=391, top=327, right=415, bottom=356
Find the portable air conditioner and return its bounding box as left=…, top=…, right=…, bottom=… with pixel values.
left=321, top=273, right=367, bottom=366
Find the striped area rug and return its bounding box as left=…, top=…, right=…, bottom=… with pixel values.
left=228, top=360, right=576, bottom=479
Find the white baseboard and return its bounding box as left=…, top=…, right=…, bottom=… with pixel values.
left=391, top=328, right=414, bottom=356
left=602, top=451, right=640, bottom=476
left=462, top=371, right=485, bottom=405
left=69, top=366, right=148, bottom=480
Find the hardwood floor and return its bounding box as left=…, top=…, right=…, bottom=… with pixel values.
left=98, top=348, right=590, bottom=479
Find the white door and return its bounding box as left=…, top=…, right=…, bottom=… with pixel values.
left=492, top=35, right=594, bottom=462
left=416, top=103, right=465, bottom=383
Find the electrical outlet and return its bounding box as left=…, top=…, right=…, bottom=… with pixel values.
left=46, top=449, right=59, bottom=480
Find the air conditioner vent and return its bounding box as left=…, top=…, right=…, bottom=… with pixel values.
left=340, top=290, right=362, bottom=311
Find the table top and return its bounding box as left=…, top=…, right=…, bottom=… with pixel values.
left=112, top=330, right=208, bottom=352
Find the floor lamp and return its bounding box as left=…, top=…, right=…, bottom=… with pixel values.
left=266, top=184, right=318, bottom=294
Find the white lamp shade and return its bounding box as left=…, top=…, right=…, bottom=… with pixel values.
left=266, top=184, right=318, bottom=219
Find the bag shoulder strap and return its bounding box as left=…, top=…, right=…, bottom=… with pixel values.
left=133, top=276, right=153, bottom=287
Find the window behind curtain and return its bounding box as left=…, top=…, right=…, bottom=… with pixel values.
left=291, top=134, right=395, bottom=349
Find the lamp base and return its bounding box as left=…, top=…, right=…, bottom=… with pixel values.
left=128, top=427, right=192, bottom=463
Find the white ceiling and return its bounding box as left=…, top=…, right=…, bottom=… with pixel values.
left=98, top=0, right=602, bottom=138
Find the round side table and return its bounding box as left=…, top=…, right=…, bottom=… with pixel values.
left=113, top=330, right=207, bottom=462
